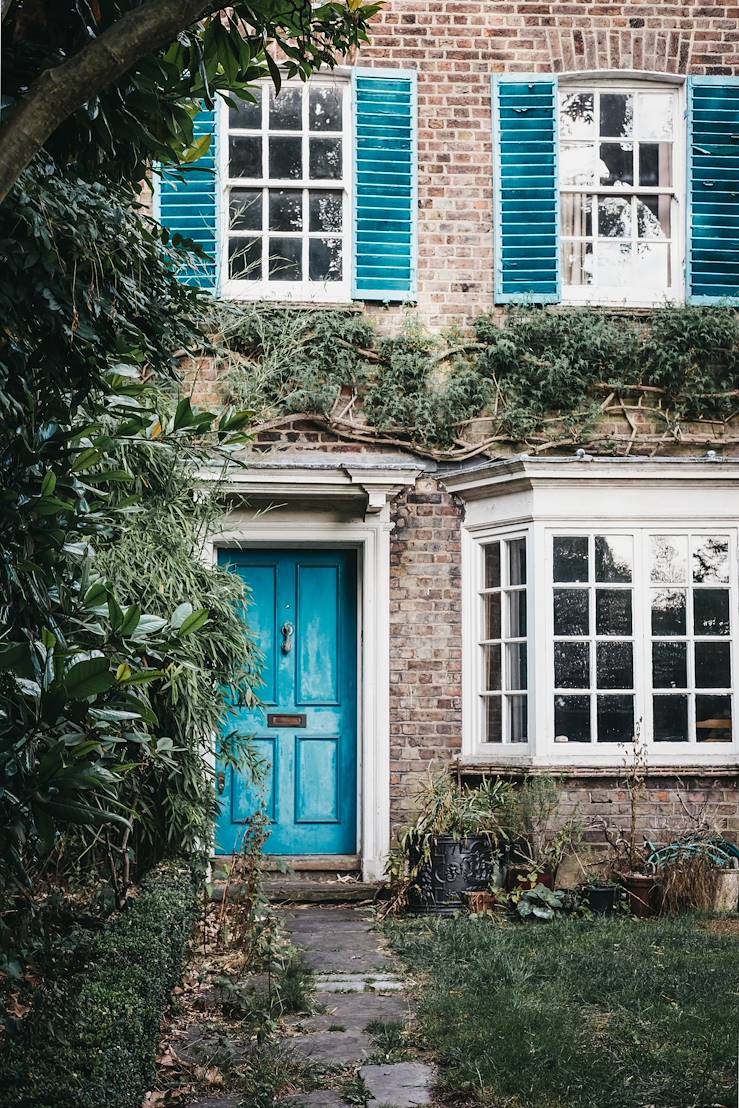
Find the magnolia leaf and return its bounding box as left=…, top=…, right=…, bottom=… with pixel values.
left=178, top=608, right=209, bottom=636
left=64, top=657, right=114, bottom=699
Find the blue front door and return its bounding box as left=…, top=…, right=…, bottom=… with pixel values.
left=216, top=548, right=358, bottom=855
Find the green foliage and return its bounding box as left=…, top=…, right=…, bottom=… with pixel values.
left=221, top=304, right=739, bottom=450
left=502, top=775, right=584, bottom=877
left=0, top=862, right=199, bottom=1108
left=0, top=162, right=255, bottom=895
left=386, top=914, right=739, bottom=1107
left=513, top=883, right=566, bottom=921
left=1, top=0, right=380, bottom=189
left=217, top=303, right=376, bottom=417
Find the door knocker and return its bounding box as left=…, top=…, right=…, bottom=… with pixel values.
left=281, top=621, right=294, bottom=654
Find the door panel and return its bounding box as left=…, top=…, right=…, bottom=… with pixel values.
left=216, top=548, right=357, bottom=855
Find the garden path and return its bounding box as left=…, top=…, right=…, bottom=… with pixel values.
left=277, top=905, right=436, bottom=1107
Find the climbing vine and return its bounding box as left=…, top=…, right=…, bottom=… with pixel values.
left=211, top=303, right=739, bottom=458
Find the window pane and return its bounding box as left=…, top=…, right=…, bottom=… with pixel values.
left=652, top=641, right=687, bottom=689
left=229, top=94, right=261, bottom=129
left=507, top=695, right=528, bottom=744
left=560, top=92, right=594, bottom=138
left=651, top=535, right=688, bottom=584
left=507, top=591, right=527, bottom=638
left=229, top=237, right=261, bottom=280
left=636, top=195, right=671, bottom=240
left=554, top=589, right=589, bottom=636
left=597, top=695, right=634, bottom=742
left=269, top=87, right=302, bottom=130
left=560, top=143, right=596, bottom=186
left=505, top=644, right=527, bottom=691
left=508, top=538, right=527, bottom=585
left=596, top=641, right=633, bottom=689
left=696, top=695, right=733, bottom=743
left=596, top=589, right=632, bottom=636
left=555, top=641, right=590, bottom=688
left=268, top=237, right=302, bottom=281
left=309, top=191, right=343, bottom=232
left=229, top=188, right=262, bottom=231
left=561, top=193, right=593, bottom=236
left=269, top=189, right=303, bottom=231
left=692, top=536, right=729, bottom=583
left=651, top=589, right=686, bottom=636
left=694, top=590, right=730, bottom=637
left=599, top=144, right=633, bottom=187
left=598, top=195, right=632, bottom=237
left=229, top=135, right=262, bottom=178
left=595, top=535, right=633, bottom=582
left=639, top=143, right=672, bottom=188
left=555, top=695, right=591, bottom=742
left=483, top=645, right=501, bottom=691
left=309, top=137, right=343, bottom=179
left=632, top=242, right=670, bottom=289
left=653, top=695, right=688, bottom=742
left=484, top=696, right=502, bottom=743
left=599, top=241, right=632, bottom=285
left=484, top=543, right=501, bottom=589
left=561, top=239, right=594, bottom=286
left=553, top=536, right=589, bottom=582
left=600, top=93, right=633, bottom=138
left=269, top=137, right=302, bottom=179
left=483, top=593, right=501, bottom=640
left=695, top=642, right=731, bottom=688
left=309, top=86, right=343, bottom=131
left=637, top=93, right=673, bottom=140
left=309, top=238, right=342, bottom=282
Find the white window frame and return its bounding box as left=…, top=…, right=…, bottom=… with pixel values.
left=558, top=77, right=685, bottom=308
left=460, top=490, right=739, bottom=769
left=218, top=76, right=352, bottom=303
left=476, top=531, right=531, bottom=747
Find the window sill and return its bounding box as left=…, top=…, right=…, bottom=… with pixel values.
left=220, top=295, right=361, bottom=312
left=458, top=756, right=738, bottom=779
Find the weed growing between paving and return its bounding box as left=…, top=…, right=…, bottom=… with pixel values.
left=385, top=913, right=739, bottom=1108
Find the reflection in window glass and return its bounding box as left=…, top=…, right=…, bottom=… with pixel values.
left=559, top=85, right=676, bottom=297
left=226, top=82, right=346, bottom=288
left=480, top=537, right=528, bottom=743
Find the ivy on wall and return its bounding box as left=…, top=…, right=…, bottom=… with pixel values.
left=213, top=303, right=739, bottom=458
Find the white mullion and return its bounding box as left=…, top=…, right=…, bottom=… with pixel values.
left=589, top=534, right=597, bottom=744
left=634, top=532, right=648, bottom=750
left=501, top=540, right=509, bottom=744
left=687, top=535, right=697, bottom=743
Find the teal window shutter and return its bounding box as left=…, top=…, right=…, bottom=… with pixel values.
left=492, top=75, right=560, bottom=304
left=157, top=105, right=219, bottom=292
left=352, top=68, right=417, bottom=301
left=687, top=77, right=739, bottom=304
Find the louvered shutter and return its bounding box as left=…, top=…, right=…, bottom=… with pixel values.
left=352, top=68, right=417, bottom=301
left=687, top=78, right=739, bottom=303
left=492, top=76, right=560, bottom=303
left=157, top=106, right=219, bottom=292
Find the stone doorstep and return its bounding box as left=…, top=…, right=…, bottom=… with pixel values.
left=209, top=880, right=384, bottom=905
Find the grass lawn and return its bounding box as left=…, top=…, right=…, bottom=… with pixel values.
left=385, top=914, right=739, bottom=1108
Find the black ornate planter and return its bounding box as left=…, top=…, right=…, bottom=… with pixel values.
left=407, top=834, right=495, bottom=916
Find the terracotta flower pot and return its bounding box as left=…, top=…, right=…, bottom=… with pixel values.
left=463, top=889, right=502, bottom=914
left=621, top=873, right=662, bottom=918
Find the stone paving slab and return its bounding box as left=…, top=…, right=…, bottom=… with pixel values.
left=280, top=1092, right=347, bottom=1107
left=314, top=972, right=406, bottom=993
left=294, top=990, right=410, bottom=1032
left=186, top=1098, right=242, bottom=1108
left=360, top=1061, right=435, bottom=1107
left=286, top=1028, right=372, bottom=1064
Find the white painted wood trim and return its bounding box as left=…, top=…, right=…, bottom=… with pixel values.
left=204, top=507, right=395, bottom=882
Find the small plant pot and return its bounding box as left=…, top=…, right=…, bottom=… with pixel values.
left=712, top=868, right=739, bottom=912
left=621, top=873, right=662, bottom=918
left=407, top=834, right=494, bottom=916
left=580, top=884, right=619, bottom=915
left=463, top=889, right=505, bottom=914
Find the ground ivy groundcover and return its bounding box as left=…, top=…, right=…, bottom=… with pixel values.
left=385, top=914, right=739, bottom=1108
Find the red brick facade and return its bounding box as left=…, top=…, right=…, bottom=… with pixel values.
left=355, top=0, right=739, bottom=329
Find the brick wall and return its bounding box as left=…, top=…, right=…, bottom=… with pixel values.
left=355, top=0, right=739, bottom=330
left=389, top=477, right=464, bottom=831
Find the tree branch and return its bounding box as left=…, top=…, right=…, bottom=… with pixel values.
left=0, top=0, right=224, bottom=205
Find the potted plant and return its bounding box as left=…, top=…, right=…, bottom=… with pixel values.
left=578, top=869, right=621, bottom=915
left=386, top=770, right=513, bottom=916
left=597, top=732, right=662, bottom=917
left=500, top=775, right=584, bottom=892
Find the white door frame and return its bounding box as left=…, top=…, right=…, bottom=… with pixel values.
left=202, top=464, right=422, bottom=881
